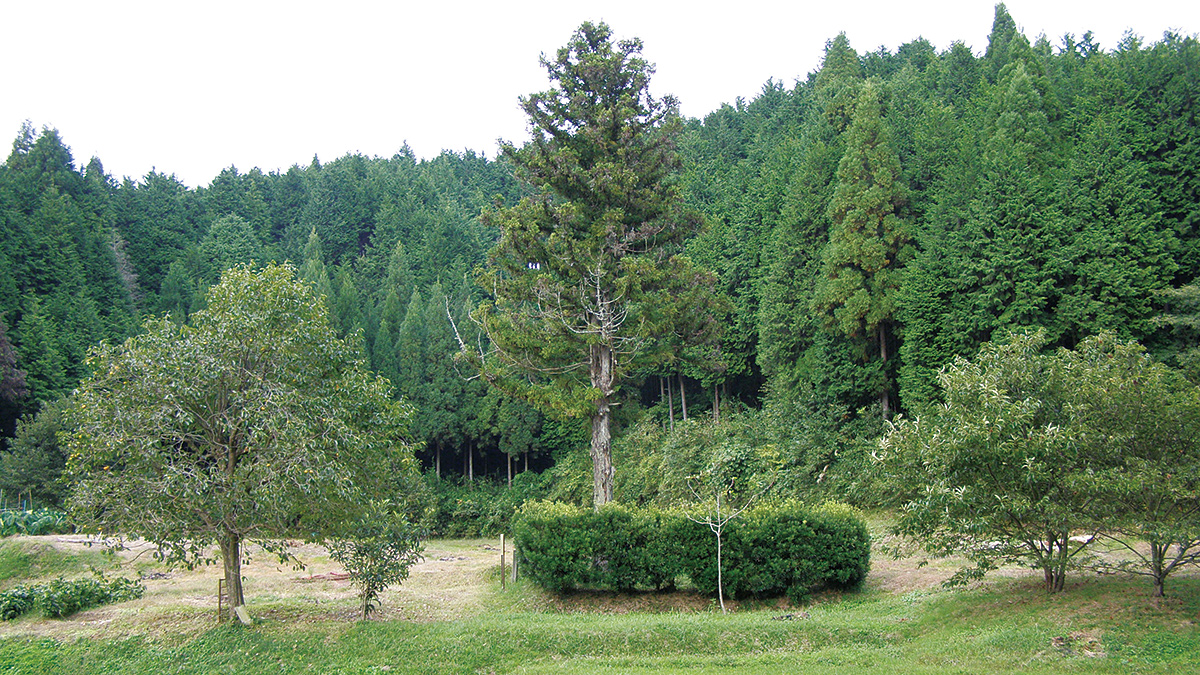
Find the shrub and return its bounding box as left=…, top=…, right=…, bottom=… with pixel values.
left=0, top=509, right=72, bottom=537
left=327, top=509, right=424, bottom=621
left=0, top=574, right=144, bottom=620
left=513, top=501, right=870, bottom=600
left=0, top=585, right=37, bottom=620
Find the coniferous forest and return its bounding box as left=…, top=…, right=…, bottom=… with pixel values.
left=2, top=5, right=1199, bottom=513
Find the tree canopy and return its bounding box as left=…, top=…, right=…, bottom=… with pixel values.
left=64, top=264, right=416, bottom=618
left=471, top=21, right=717, bottom=507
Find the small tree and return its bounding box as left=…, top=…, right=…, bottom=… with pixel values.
left=684, top=449, right=774, bottom=613
left=65, top=264, right=416, bottom=620
left=878, top=331, right=1092, bottom=592
left=1063, top=334, right=1200, bottom=597
left=328, top=506, right=424, bottom=621
left=880, top=330, right=1200, bottom=594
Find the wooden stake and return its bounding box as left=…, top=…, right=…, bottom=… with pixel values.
left=500, top=534, right=507, bottom=591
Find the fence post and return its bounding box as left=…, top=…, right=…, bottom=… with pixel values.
left=500, top=533, right=506, bottom=591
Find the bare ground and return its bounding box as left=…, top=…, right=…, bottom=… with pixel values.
left=2, top=526, right=1186, bottom=640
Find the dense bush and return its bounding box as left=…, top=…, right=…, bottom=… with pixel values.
left=513, top=500, right=869, bottom=600
left=0, top=574, right=143, bottom=620
left=0, top=509, right=72, bottom=537
left=418, top=471, right=550, bottom=538
left=678, top=501, right=871, bottom=603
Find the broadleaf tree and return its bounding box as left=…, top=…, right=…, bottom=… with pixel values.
left=64, top=263, right=416, bottom=619
left=471, top=22, right=712, bottom=507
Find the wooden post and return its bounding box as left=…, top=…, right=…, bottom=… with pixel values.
left=500, top=534, right=506, bottom=591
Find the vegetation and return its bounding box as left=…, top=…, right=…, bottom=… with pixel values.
left=327, top=507, right=425, bottom=621
left=0, top=12, right=1197, bottom=668
left=63, top=264, right=417, bottom=619
left=512, top=500, right=870, bottom=601
left=1, top=574, right=143, bottom=620
left=470, top=21, right=719, bottom=507
left=879, top=331, right=1200, bottom=595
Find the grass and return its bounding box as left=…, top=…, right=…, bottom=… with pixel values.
left=0, top=540, right=117, bottom=588
left=0, top=534, right=1197, bottom=674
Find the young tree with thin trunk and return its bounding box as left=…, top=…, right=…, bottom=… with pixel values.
left=471, top=22, right=709, bottom=508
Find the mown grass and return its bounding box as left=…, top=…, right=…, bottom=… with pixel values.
left=2, top=575, right=1197, bottom=674
left=0, top=540, right=116, bottom=589
left=0, top=535, right=1197, bottom=674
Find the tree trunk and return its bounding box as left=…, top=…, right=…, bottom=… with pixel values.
left=666, top=376, right=675, bottom=432
left=679, top=374, right=688, bottom=422
left=507, top=452, right=512, bottom=487
left=589, top=344, right=615, bottom=508
left=879, top=323, right=892, bottom=420
left=713, top=383, right=720, bottom=424
left=468, top=442, right=474, bottom=481
left=435, top=444, right=441, bottom=478
left=219, top=532, right=244, bottom=617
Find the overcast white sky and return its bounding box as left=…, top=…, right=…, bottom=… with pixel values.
left=3, top=1, right=1196, bottom=187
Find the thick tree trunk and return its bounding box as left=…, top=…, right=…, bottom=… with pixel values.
left=219, top=532, right=244, bottom=617
left=590, top=344, right=615, bottom=508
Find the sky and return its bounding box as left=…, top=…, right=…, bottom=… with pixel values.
left=3, top=0, right=1196, bottom=188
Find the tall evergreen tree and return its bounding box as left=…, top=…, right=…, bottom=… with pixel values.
left=473, top=22, right=708, bottom=506
left=813, top=79, right=912, bottom=417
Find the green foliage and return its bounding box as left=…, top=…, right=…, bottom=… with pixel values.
left=0, top=399, right=68, bottom=507
left=0, top=573, right=143, bottom=620
left=880, top=331, right=1200, bottom=595
left=512, top=500, right=869, bottom=599
left=327, top=507, right=424, bottom=621
left=0, top=509, right=71, bottom=537
left=418, top=471, right=550, bottom=538
left=63, top=263, right=416, bottom=614
left=473, top=21, right=714, bottom=507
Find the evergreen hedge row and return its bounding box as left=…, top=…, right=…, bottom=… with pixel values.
left=512, top=501, right=870, bottom=601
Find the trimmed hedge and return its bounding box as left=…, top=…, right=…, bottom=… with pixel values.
left=513, top=501, right=870, bottom=601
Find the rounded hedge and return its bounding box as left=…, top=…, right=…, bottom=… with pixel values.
left=512, top=500, right=870, bottom=601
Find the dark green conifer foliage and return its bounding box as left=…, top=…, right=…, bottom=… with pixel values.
left=473, top=22, right=707, bottom=506
left=200, top=215, right=262, bottom=283
left=813, top=79, right=912, bottom=417
left=300, top=226, right=335, bottom=314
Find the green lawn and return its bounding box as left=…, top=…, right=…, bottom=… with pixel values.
left=0, top=536, right=1197, bottom=674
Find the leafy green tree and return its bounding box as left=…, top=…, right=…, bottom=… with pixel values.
left=64, top=264, right=415, bottom=619
left=813, top=79, right=912, bottom=417
left=473, top=22, right=708, bottom=507
left=1061, top=334, right=1200, bottom=597
left=880, top=331, right=1096, bottom=593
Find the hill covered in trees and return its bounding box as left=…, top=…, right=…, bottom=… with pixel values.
left=2, top=5, right=1198, bottom=505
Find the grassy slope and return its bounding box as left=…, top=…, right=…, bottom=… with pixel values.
left=0, top=537, right=1197, bottom=674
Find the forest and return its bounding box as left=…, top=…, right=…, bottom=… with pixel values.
left=1, top=4, right=1199, bottom=513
